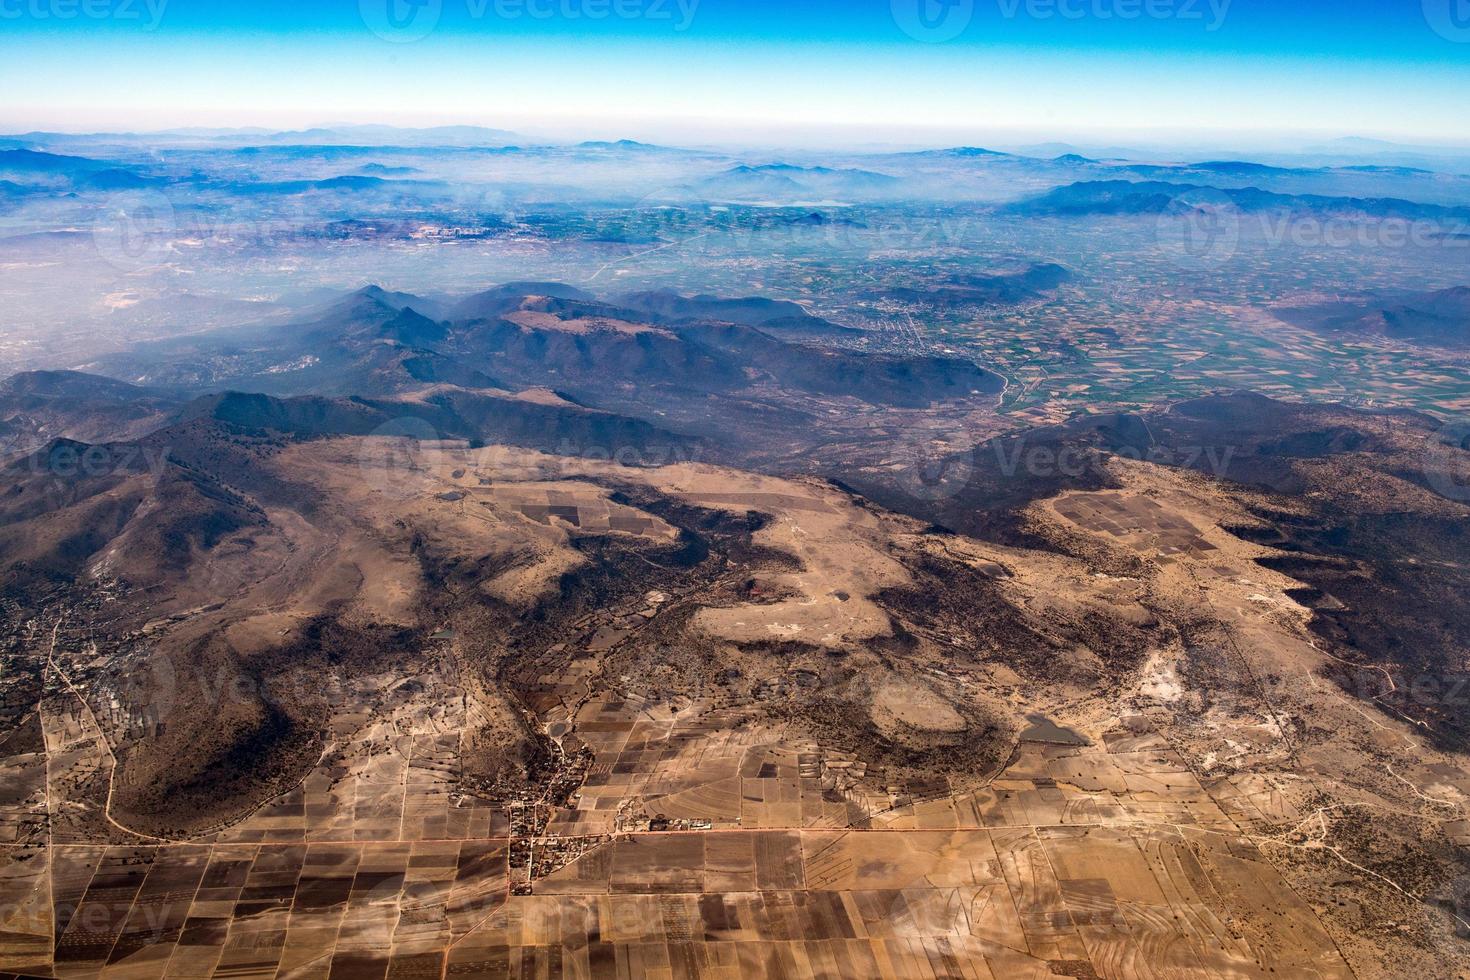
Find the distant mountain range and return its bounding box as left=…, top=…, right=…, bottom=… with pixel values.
left=6, top=125, right=525, bottom=149
left=1275, top=287, right=1470, bottom=349
left=0, top=370, right=181, bottom=457
left=613, top=290, right=861, bottom=338
left=867, top=264, right=1072, bottom=307
left=697, top=164, right=900, bottom=202
left=1008, top=179, right=1470, bottom=221
left=7, top=131, right=1470, bottom=213
left=0, top=148, right=168, bottom=193
left=19, top=282, right=1004, bottom=468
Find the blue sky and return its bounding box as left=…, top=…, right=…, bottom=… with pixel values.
left=3, top=0, right=1468, bottom=144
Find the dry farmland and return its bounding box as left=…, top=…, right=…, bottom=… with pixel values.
left=2, top=443, right=1469, bottom=979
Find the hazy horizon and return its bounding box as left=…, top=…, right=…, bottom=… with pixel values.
left=8, top=120, right=1470, bottom=162
left=5, top=0, right=1470, bottom=144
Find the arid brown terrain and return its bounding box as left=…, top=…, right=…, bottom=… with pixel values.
left=2, top=311, right=1469, bottom=979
